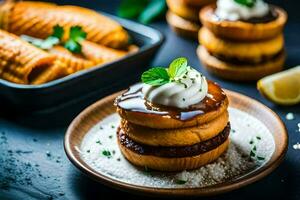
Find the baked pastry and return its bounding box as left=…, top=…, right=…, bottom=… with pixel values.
left=166, top=11, right=200, bottom=41
left=166, top=0, right=216, bottom=39
left=0, top=1, right=129, bottom=49
left=199, top=27, right=284, bottom=64
left=182, top=0, right=216, bottom=7
left=166, top=0, right=200, bottom=22
left=115, top=57, right=230, bottom=171
left=198, top=0, right=287, bottom=81
left=200, top=4, right=287, bottom=41
left=0, top=29, right=66, bottom=84
left=197, top=46, right=285, bottom=81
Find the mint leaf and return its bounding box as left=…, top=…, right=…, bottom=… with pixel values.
left=234, top=0, right=256, bottom=8
left=141, top=67, right=170, bottom=86
left=117, top=0, right=148, bottom=19
left=138, top=0, right=166, bottom=24
left=52, top=25, right=64, bottom=39
left=168, top=57, right=188, bottom=79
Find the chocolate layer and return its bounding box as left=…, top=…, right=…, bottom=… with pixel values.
left=115, top=81, right=227, bottom=121
left=118, top=123, right=230, bottom=158
left=240, top=6, right=278, bottom=24
left=208, top=49, right=285, bottom=65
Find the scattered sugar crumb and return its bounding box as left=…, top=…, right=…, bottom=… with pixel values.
left=293, top=143, right=300, bottom=150
left=80, top=108, right=275, bottom=188
left=286, top=113, right=295, bottom=120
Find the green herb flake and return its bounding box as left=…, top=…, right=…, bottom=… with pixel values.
left=256, top=136, right=261, bottom=140
left=102, top=150, right=112, bottom=158
left=175, top=179, right=187, bottom=185
left=257, top=156, right=265, bottom=161
left=111, top=125, right=115, bottom=129
left=249, top=140, right=254, bottom=145
left=253, top=145, right=257, bottom=151
left=52, top=25, right=64, bottom=39
left=234, top=0, right=256, bottom=8
left=109, top=135, right=113, bottom=139
left=64, top=26, right=87, bottom=53
left=87, top=150, right=90, bottom=153
left=117, top=158, right=121, bottom=161
left=250, top=150, right=256, bottom=157
left=99, top=126, right=103, bottom=130
left=96, top=140, right=102, bottom=145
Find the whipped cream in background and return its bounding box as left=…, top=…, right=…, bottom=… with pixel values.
left=215, top=0, right=270, bottom=21
left=142, top=67, right=208, bottom=109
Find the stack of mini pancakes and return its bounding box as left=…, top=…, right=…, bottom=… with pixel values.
left=197, top=5, right=288, bottom=81
left=115, top=81, right=230, bottom=171
left=166, top=0, right=215, bottom=39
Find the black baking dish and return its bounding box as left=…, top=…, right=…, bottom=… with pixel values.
left=0, top=13, right=164, bottom=111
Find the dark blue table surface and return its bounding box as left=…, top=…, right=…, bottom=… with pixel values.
left=1, top=0, right=300, bottom=199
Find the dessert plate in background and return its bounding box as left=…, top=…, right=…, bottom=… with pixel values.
left=64, top=89, right=288, bottom=197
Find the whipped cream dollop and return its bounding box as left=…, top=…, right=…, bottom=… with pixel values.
left=215, top=0, right=270, bottom=21
left=142, top=67, right=208, bottom=109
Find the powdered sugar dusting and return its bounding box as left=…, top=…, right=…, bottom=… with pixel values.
left=80, top=108, right=275, bottom=188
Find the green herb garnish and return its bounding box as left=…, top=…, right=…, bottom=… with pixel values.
left=141, top=57, right=189, bottom=86
left=96, top=140, right=102, bottom=145
left=234, top=0, right=256, bottom=8
left=175, top=179, right=187, bottom=185
left=118, top=0, right=166, bottom=24
left=22, top=25, right=64, bottom=50
left=64, top=26, right=87, bottom=53
left=102, top=150, right=112, bottom=158
left=22, top=25, right=87, bottom=54
left=250, top=150, right=256, bottom=157
left=257, top=156, right=265, bottom=161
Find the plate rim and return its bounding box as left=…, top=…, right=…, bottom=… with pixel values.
left=64, top=89, right=288, bottom=197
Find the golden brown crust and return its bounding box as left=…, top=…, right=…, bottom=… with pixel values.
left=199, top=27, right=284, bottom=63
left=117, top=96, right=228, bottom=129
left=29, top=60, right=67, bottom=85
left=182, top=0, right=216, bottom=7
left=0, top=29, right=57, bottom=84
left=200, top=5, right=287, bottom=41
left=166, top=11, right=200, bottom=40
left=118, top=138, right=229, bottom=171
left=0, top=1, right=129, bottom=49
left=121, top=111, right=229, bottom=147
left=48, top=46, right=94, bottom=75
left=81, top=40, right=127, bottom=64
left=197, top=46, right=285, bottom=81
left=166, top=0, right=200, bottom=22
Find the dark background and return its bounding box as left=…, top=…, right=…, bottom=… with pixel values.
left=1, top=0, right=300, bottom=199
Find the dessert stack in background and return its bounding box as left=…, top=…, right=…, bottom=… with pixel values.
left=197, top=0, right=287, bottom=81
left=166, top=0, right=215, bottom=39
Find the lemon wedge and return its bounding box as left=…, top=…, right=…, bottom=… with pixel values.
left=257, top=66, right=300, bottom=105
